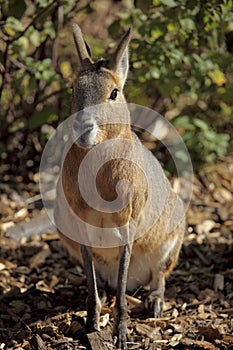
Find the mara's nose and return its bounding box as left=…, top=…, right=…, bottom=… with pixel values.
left=73, top=115, right=98, bottom=148
left=79, top=122, right=95, bottom=146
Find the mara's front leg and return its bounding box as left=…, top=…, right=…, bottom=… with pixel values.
left=113, top=242, right=132, bottom=350
left=80, top=245, right=101, bottom=332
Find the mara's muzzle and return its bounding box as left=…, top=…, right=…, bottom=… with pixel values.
left=73, top=110, right=98, bottom=148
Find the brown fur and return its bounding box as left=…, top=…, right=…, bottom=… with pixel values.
left=55, top=25, right=185, bottom=349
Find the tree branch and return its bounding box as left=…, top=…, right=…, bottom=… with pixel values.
left=52, top=5, right=64, bottom=68
left=16, top=88, right=68, bottom=121
left=0, top=41, right=9, bottom=100
left=8, top=1, right=57, bottom=43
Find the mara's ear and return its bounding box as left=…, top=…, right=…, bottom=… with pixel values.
left=72, top=23, right=93, bottom=68
left=109, top=27, right=132, bottom=89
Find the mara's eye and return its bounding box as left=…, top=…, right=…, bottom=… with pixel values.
left=109, top=88, right=119, bottom=101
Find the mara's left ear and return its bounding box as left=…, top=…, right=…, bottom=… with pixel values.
left=109, top=27, right=132, bottom=89
left=72, top=23, right=93, bottom=69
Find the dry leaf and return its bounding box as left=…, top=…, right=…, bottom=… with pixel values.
left=0, top=263, right=6, bottom=271
left=14, top=208, right=28, bottom=222
left=196, top=220, right=216, bottom=235
left=29, top=244, right=51, bottom=268
left=0, top=221, right=15, bottom=233
left=213, top=274, right=224, bottom=292
left=213, top=187, right=233, bottom=203
left=126, top=294, right=144, bottom=313
left=135, top=323, right=161, bottom=340
left=36, top=280, right=54, bottom=293
left=198, top=304, right=210, bottom=319
left=172, top=308, right=179, bottom=318
left=49, top=275, right=59, bottom=290
left=99, top=313, right=109, bottom=328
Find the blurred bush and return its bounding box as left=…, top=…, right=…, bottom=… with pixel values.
left=110, top=0, right=232, bottom=165
left=0, top=0, right=93, bottom=179
left=0, top=0, right=232, bottom=178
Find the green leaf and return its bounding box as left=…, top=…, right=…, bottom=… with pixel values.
left=29, top=28, right=41, bottom=47
left=193, top=119, right=209, bottom=131
left=108, top=20, right=121, bottom=40
left=43, top=21, right=56, bottom=39
left=173, top=116, right=195, bottom=131
left=37, top=0, right=53, bottom=8
left=151, top=67, right=160, bottom=79
left=180, top=18, right=195, bottom=32
left=16, top=37, right=29, bottom=54
left=151, top=28, right=163, bottom=40
left=160, top=0, right=177, bottom=8
left=29, top=106, right=58, bottom=130
left=135, top=0, right=153, bottom=12
left=5, top=16, right=24, bottom=35
left=3, top=0, right=26, bottom=19
left=167, top=22, right=179, bottom=32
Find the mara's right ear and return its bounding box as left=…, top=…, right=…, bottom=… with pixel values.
left=109, top=27, right=132, bottom=89
left=72, top=24, right=93, bottom=68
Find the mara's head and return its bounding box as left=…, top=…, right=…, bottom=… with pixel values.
left=71, top=24, right=132, bottom=148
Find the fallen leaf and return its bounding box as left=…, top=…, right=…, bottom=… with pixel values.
left=14, top=208, right=28, bottom=222
left=99, top=313, right=109, bottom=328
left=213, top=273, right=224, bottom=292
left=135, top=323, right=161, bottom=340
left=29, top=244, right=51, bottom=268
left=196, top=220, right=216, bottom=235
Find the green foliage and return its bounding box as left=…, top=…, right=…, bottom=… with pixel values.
left=111, top=0, right=233, bottom=165
left=173, top=116, right=230, bottom=164
left=0, top=0, right=232, bottom=170
left=0, top=0, right=90, bottom=156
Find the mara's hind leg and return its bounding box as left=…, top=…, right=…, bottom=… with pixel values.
left=146, top=269, right=165, bottom=318
left=146, top=256, right=179, bottom=318
left=146, top=230, right=184, bottom=318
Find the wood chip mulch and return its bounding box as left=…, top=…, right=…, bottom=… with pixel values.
left=0, top=156, right=233, bottom=350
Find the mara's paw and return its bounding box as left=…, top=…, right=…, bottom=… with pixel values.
left=113, top=319, right=130, bottom=350
left=145, top=289, right=164, bottom=318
